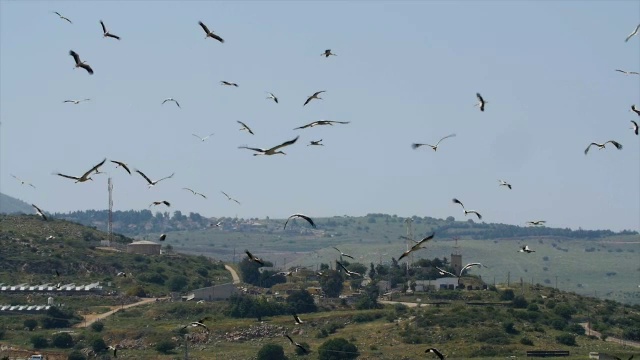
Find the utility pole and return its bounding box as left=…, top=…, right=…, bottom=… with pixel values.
left=108, top=177, right=113, bottom=246
left=555, top=276, right=558, bottom=290
left=507, top=272, right=510, bottom=287
left=183, top=333, right=189, bottom=360
left=404, top=218, right=414, bottom=275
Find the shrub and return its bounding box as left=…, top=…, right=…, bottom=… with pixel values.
left=91, top=338, right=107, bottom=353
left=567, top=323, right=585, bottom=335
left=67, top=351, right=87, bottom=360
left=512, top=296, right=528, bottom=309
left=503, top=322, right=519, bottom=335
left=30, top=334, right=48, bottom=349
left=556, top=333, right=576, bottom=346
left=126, top=285, right=147, bottom=297
left=24, top=319, right=38, bottom=331
left=520, top=337, right=534, bottom=345
left=155, top=339, right=176, bottom=354
left=318, top=337, right=359, bottom=360
left=256, top=343, right=286, bottom=360
left=500, top=289, right=515, bottom=301
left=90, top=321, right=104, bottom=332
left=52, top=332, right=74, bottom=348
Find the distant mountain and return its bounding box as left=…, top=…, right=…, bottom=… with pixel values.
left=0, top=192, right=33, bottom=214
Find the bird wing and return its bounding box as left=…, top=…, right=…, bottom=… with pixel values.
left=11, top=174, right=21, bottom=182
left=245, top=250, right=253, bottom=259
left=198, top=21, right=210, bottom=34
left=452, top=198, right=465, bottom=209
left=183, top=188, right=195, bottom=194
left=238, top=146, right=264, bottom=153
left=435, top=133, right=456, bottom=146
left=110, top=161, right=131, bottom=174
left=411, top=143, right=428, bottom=149
left=625, top=24, right=640, bottom=42
left=100, top=20, right=107, bottom=34
left=285, top=334, right=295, bottom=344
left=210, top=33, right=224, bottom=43
left=269, top=136, right=300, bottom=152
left=468, top=210, right=482, bottom=220
left=343, top=254, right=355, bottom=259
left=584, top=143, right=596, bottom=155
left=476, top=93, right=484, bottom=102
left=415, top=232, right=435, bottom=247
left=314, top=90, right=326, bottom=97
left=461, top=263, right=483, bottom=274
left=435, top=267, right=457, bottom=278
left=233, top=199, right=241, bottom=205
left=82, top=158, right=107, bottom=179
left=303, top=96, right=313, bottom=106
left=192, top=134, right=203, bottom=141
left=56, top=173, right=81, bottom=181
left=289, top=213, right=316, bottom=228
left=606, top=140, right=623, bottom=149
left=398, top=250, right=411, bottom=261
left=69, top=50, right=81, bottom=65
left=336, top=261, right=349, bottom=272
left=294, top=122, right=315, bottom=130
left=237, top=121, right=254, bottom=134
left=332, top=247, right=341, bottom=252
left=328, top=121, right=350, bottom=125
left=79, top=63, right=94, bottom=74
left=155, top=173, right=175, bottom=184
left=426, top=348, right=444, bottom=360
left=134, top=170, right=154, bottom=184
left=106, top=33, right=120, bottom=40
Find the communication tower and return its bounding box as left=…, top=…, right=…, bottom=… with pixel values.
left=108, top=177, right=113, bottom=246
left=451, top=236, right=462, bottom=275
left=404, top=218, right=414, bottom=273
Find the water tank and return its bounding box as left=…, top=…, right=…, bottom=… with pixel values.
left=47, top=297, right=54, bottom=305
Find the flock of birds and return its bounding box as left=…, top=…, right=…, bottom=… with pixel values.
left=4, top=10, right=639, bottom=359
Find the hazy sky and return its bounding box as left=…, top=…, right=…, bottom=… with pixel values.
left=1, top=1, right=639, bottom=232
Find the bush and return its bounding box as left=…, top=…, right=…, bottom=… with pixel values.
left=286, top=290, right=317, bottom=313
left=67, top=351, right=87, bottom=360
left=318, top=337, right=359, bottom=360
left=503, top=322, right=519, bottom=335
left=556, top=333, right=576, bottom=346
left=155, top=339, right=176, bottom=354
left=512, top=296, right=528, bottom=309
left=24, top=319, right=38, bottom=331
left=126, top=285, right=147, bottom=297
left=52, top=332, right=74, bottom=348
left=500, top=289, right=515, bottom=301
left=520, top=337, right=534, bottom=345
left=90, top=321, right=104, bottom=332
left=167, top=275, right=189, bottom=292
left=91, top=338, right=107, bottom=353
left=256, top=343, right=287, bottom=360
left=31, top=334, right=49, bottom=349
left=567, top=323, right=585, bottom=335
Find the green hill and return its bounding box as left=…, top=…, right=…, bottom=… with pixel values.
left=0, top=192, right=33, bottom=214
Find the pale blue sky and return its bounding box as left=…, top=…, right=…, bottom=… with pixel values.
left=1, top=1, right=638, bottom=231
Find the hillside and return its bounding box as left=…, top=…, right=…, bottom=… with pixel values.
left=0, top=192, right=33, bottom=214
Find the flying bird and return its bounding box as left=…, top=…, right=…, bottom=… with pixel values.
left=452, top=198, right=482, bottom=220
left=285, top=334, right=309, bottom=354
left=266, top=92, right=278, bottom=103
left=63, top=99, right=91, bottom=104
left=53, top=11, right=72, bottom=24
left=322, top=49, right=336, bottom=57
left=149, top=201, right=171, bottom=207
left=183, top=317, right=211, bottom=332
left=159, top=234, right=166, bottom=241
left=220, top=81, right=238, bottom=87
left=308, top=139, right=324, bottom=146
left=198, top=21, right=224, bottom=43
left=101, top=345, right=118, bottom=358
left=55, top=158, right=106, bottom=183
left=332, top=247, right=355, bottom=259
left=221, top=191, right=241, bottom=205
left=100, top=20, right=120, bottom=40
left=283, top=213, right=316, bottom=229
left=32, top=204, right=47, bottom=221
left=336, top=261, right=362, bottom=277
left=69, top=50, right=93, bottom=74
left=294, top=120, right=350, bottom=130
left=625, top=24, right=640, bottom=42
left=116, top=272, right=127, bottom=277
left=436, top=263, right=484, bottom=278
left=425, top=348, right=445, bottom=360
left=110, top=160, right=131, bottom=175
left=631, top=120, right=639, bottom=135
left=293, top=313, right=304, bottom=324
left=474, top=93, right=487, bottom=112
left=519, top=245, right=535, bottom=253
left=398, top=232, right=435, bottom=261
left=239, top=136, right=299, bottom=156
left=11, top=174, right=36, bottom=188
left=245, top=250, right=265, bottom=266
left=303, top=90, right=326, bottom=106
left=237, top=121, right=254, bottom=135
left=584, top=140, right=623, bottom=155
left=526, top=220, right=546, bottom=226
left=183, top=188, right=207, bottom=198
left=498, top=180, right=512, bottom=190
left=632, top=105, right=640, bottom=116
left=411, top=133, right=456, bottom=151
left=162, top=98, right=181, bottom=108
left=192, top=133, right=215, bottom=142
left=615, top=69, right=639, bottom=75
left=134, top=169, right=174, bottom=187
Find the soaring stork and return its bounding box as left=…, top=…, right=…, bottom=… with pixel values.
left=245, top=250, right=265, bottom=266
left=631, top=120, right=639, bottom=135
left=285, top=334, right=309, bottom=354
left=32, top=204, right=48, bottom=221
left=182, top=317, right=211, bottom=332
left=322, top=49, right=336, bottom=57
left=159, top=234, right=167, bottom=241
left=452, top=198, right=483, bottom=220
left=149, top=201, right=170, bottom=207
left=69, top=50, right=93, bottom=74
left=425, top=348, right=445, bottom=360
left=632, top=105, right=640, bottom=116
left=53, top=11, right=72, bottom=24
left=237, top=121, right=254, bottom=135
left=63, top=99, right=91, bottom=104
left=615, top=69, right=639, bottom=75
left=266, top=92, right=278, bottom=103
left=239, top=136, right=299, bottom=156
left=134, top=169, right=174, bottom=187
left=293, top=313, right=304, bottom=324
left=332, top=247, right=355, bottom=259
left=110, top=160, right=131, bottom=175
left=303, top=90, right=326, bottom=106
left=162, top=98, right=181, bottom=108
left=198, top=21, right=224, bottom=43
left=100, top=20, right=120, bottom=40
left=220, top=81, right=238, bottom=87
left=336, top=260, right=362, bottom=277
left=308, top=139, right=324, bottom=146
left=221, top=191, right=241, bottom=205
left=584, top=140, right=623, bottom=155
left=526, top=220, right=546, bottom=226
left=55, top=158, right=106, bottom=183
left=498, top=179, right=512, bottom=190
left=192, top=133, right=215, bottom=142
left=519, top=245, right=535, bottom=253
left=398, top=232, right=435, bottom=261
left=474, top=93, right=487, bottom=112
left=294, top=120, right=350, bottom=130
left=625, top=24, right=640, bottom=42
left=183, top=188, right=207, bottom=198
left=11, top=174, right=36, bottom=188
left=284, top=213, right=316, bottom=229
left=436, top=263, right=485, bottom=278
left=412, top=133, right=456, bottom=151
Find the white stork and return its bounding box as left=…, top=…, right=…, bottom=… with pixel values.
left=162, top=98, right=181, bottom=108
left=519, top=245, right=535, bottom=253
left=192, top=133, right=215, bottom=142
left=32, top=204, right=48, bottom=221
left=308, top=139, right=324, bottom=146
left=239, top=136, right=299, bottom=156
left=436, top=263, right=485, bottom=278
left=69, top=50, right=93, bottom=74
left=584, top=140, right=623, bottom=155
left=100, top=20, right=120, bottom=40
left=221, top=191, right=241, bottom=205
left=63, top=99, right=91, bottom=104
left=110, top=160, right=132, bottom=175
left=149, top=201, right=170, bottom=207
left=266, top=92, right=278, bottom=103
left=625, top=24, right=640, bottom=42
left=237, top=121, right=254, bottom=135
left=632, top=105, right=640, bottom=116
left=425, top=348, right=445, bottom=360
left=332, top=247, right=355, bottom=259
left=631, top=120, right=639, bottom=135
left=412, top=134, right=456, bottom=151
left=53, top=11, right=72, bottom=24
left=474, top=93, right=487, bottom=112
left=198, top=21, right=224, bottom=43
left=285, top=334, right=309, bottom=354
left=322, top=49, right=337, bottom=57
left=336, top=260, right=362, bottom=277
left=220, top=81, right=238, bottom=87
left=55, top=158, right=106, bottom=183
left=398, top=232, right=435, bottom=261
left=283, top=213, right=316, bottom=229
left=134, top=169, right=174, bottom=188
left=294, top=120, right=350, bottom=130
left=615, top=69, right=639, bottom=75
left=293, top=313, right=304, bottom=324
left=498, top=179, right=512, bottom=190
left=526, top=220, right=546, bottom=226
left=303, top=90, right=326, bottom=106
left=452, top=198, right=482, bottom=220
left=184, top=188, right=207, bottom=199
left=245, top=250, right=265, bottom=266
left=11, top=174, right=36, bottom=188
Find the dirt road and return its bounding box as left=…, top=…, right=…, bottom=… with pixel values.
left=225, top=264, right=240, bottom=284
left=74, top=297, right=160, bottom=328
left=580, top=322, right=640, bottom=348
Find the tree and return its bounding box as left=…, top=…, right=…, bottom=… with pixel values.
left=67, top=351, right=87, bottom=360
left=91, top=338, right=107, bottom=354
left=155, top=339, right=176, bottom=354
left=286, top=290, right=317, bottom=313
left=556, top=333, right=576, bottom=346
left=256, top=343, right=287, bottom=360
left=167, top=275, right=188, bottom=292
left=52, top=332, right=74, bottom=348
left=24, top=319, right=38, bottom=331
left=90, top=321, right=104, bottom=332
left=318, top=337, right=359, bottom=360
left=500, top=289, right=515, bottom=301
left=319, top=270, right=344, bottom=298
left=30, top=335, right=48, bottom=349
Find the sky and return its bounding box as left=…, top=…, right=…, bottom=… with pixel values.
left=1, top=1, right=639, bottom=232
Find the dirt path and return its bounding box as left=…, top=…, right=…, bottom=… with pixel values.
left=74, top=297, right=160, bottom=328
left=580, top=322, right=640, bottom=348
left=225, top=264, right=240, bottom=284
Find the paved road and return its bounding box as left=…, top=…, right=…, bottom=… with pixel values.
left=74, top=297, right=160, bottom=328
left=579, top=322, right=640, bottom=348
left=225, top=264, right=240, bottom=284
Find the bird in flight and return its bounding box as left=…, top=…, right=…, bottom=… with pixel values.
left=293, top=313, right=304, bottom=324
left=220, top=81, right=238, bottom=87
left=11, top=174, right=36, bottom=188
left=615, top=69, right=639, bottom=75
left=285, top=334, right=309, bottom=354
left=412, top=133, right=456, bottom=151
left=221, top=191, right=241, bottom=205
left=266, top=92, right=278, bottom=103
left=336, top=260, right=362, bottom=277
left=631, top=120, right=639, bottom=135
left=55, top=158, right=106, bottom=183
left=32, top=204, right=48, bottom=221
left=425, top=348, right=445, bottom=360
left=398, top=232, right=435, bottom=261
left=198, top=21, right=224, bottom=43
left=245, top=250, right=265, bottom=266
left=110, top=160, right=131, bottom=175
left=498, top=179, right=512, bottom=190
left=284, top=213, right=316, bottom=229
left=63, top=99, right=91, bottom=104
left=162, top=98, right=181, bottom=108
left=436, top=263, right=485, bottom=278
left=632, top=105, right=640, bottom=116
left=625, top=24, right=640, bottom=42
left=294, top=120, right=350, bottom=130
left=149, top=201, right=171, bottom=207
left=239, top=136, right=299, bottom=156
left=332, top=247, right=355, bottom=259
left=452, top=198, right=483, bottom=220
left=159, top=234, right=167, bottom=241
left=322, top=49, right=337, bottom=57
left=526, top=220, right=546, bottom=226
left=69, top=50, right=93, bottom=75
left=100, top=20, right=120, bottom=40
left=237, top=121, right=254, bottom=135
left=183, top=317, right=211, bottom=332
left=519, top=245, right=535, bottom=253
left=192, top=133, right=215, bottom=142
left=134, top=169, right=174, bottom=187
left=53, top=11, right=72, bottom=24
left=183, top=188, right=207, bottom=199
left=303, top=90, right=326, bottom=106
left=474, top=93, right=487, bottom=112
left=584, top=140, right=623, bottom=155
left=308, top=139, right=324, bottom=146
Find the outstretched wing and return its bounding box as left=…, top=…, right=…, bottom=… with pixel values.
left=100, top=20, right=107, bottom=34
left=106, top=33, right=120, bottom=40
left=237, top=121, right=254, bottom=135
left=134, top=169, right=154, bottom=184
left=606, top=140, right=623, bottom=150
left=435, top=133, right=456, bottom=146
left=435, top=266, right=457, bottom=278
left=56, top=173, right=80, bottom=181
left=270, top=136, right=300, bottom=152
left=79, top=63, right=94, bottom=74
left=155, top=173, right=175, bottom=184
left=82, top=158, right=107, bottom=178
left=69, top=50, right=81, bottom=65
left=198, top=21, right=210, bottom=34
left=452, top=198, right=465, bottom=209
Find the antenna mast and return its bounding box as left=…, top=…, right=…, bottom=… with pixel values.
left=108, top=177, right=113, bottom=246
left=404, top=218, right=414, bottom=273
